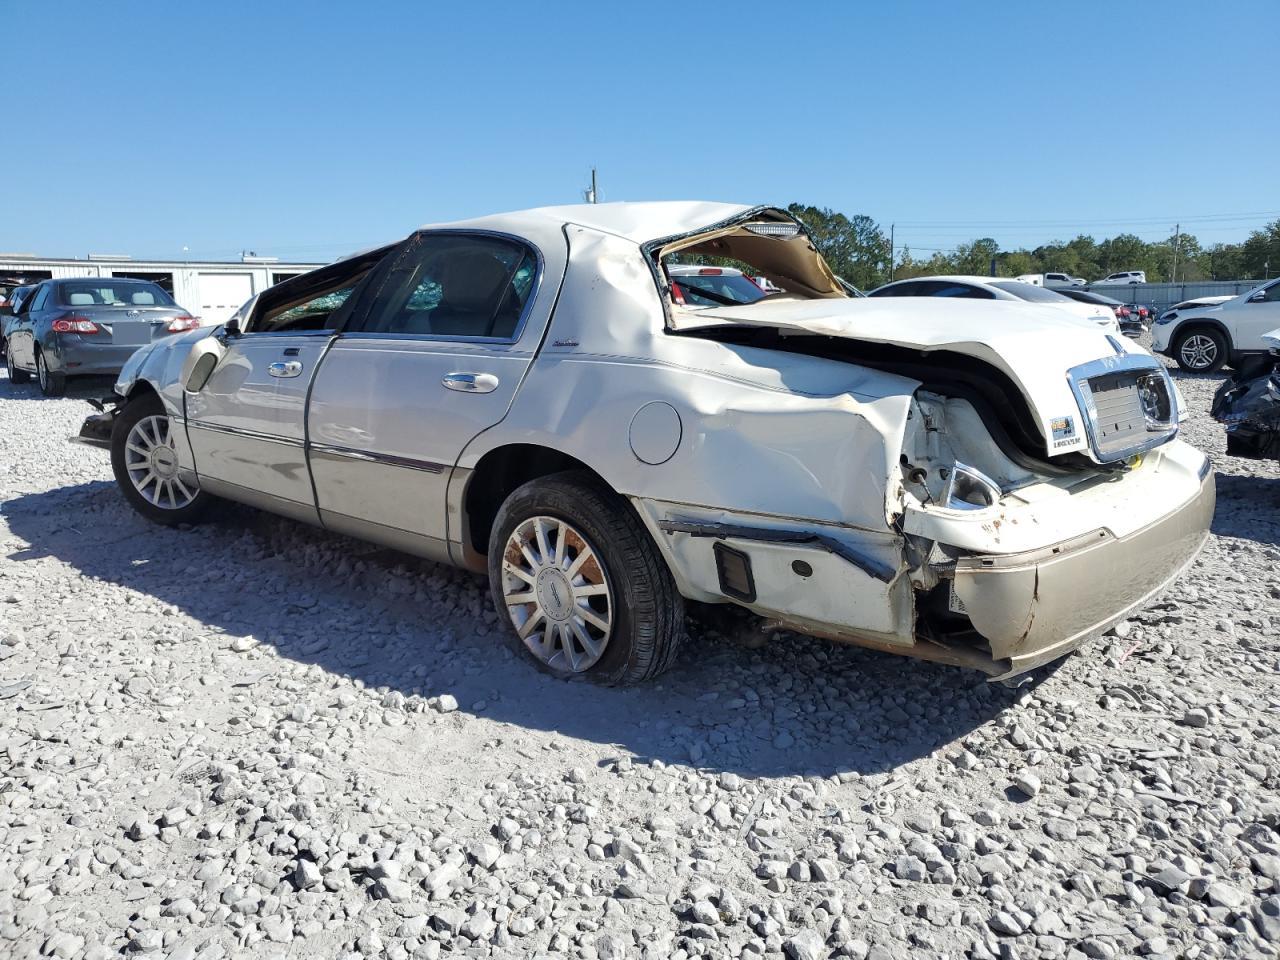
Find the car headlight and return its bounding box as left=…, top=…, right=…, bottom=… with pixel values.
left=942, top=462, right=1002, bottom=510
left=1154, top=312, right=1175, bottom=325
left=1137, top=371, right=1176, bottom=429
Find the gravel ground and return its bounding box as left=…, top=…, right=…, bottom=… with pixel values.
left=2, top=340, right=1279, bottom=960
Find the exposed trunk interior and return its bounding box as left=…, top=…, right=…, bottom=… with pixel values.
left=681, top=324, right=1100, bottom=475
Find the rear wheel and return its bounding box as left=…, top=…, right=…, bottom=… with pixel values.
left=5, top=344, right=30, bottom=384
left=1174, top=328, right=1227, bottom=373
left=488, top=471, right=684, bottom=685
left=35, top=350, right=66, bottom=397
left=111, top=393, right=211, bottom=525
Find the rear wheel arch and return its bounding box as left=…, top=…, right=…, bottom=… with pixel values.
left=459, top=443, right=618, bottom=560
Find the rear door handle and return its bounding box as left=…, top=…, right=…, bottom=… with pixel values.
left=268, top=361, right=303, bottom=378
left=442, top=372, right=499, bottom=394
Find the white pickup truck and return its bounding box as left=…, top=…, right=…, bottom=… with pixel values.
left=1015, top=272, right=1086, bottom=289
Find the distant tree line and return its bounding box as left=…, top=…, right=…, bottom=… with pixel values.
left=785, top=203, right=1280, bottom=291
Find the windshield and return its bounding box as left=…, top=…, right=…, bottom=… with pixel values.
left=990, top=281, right=1073, bottom=304
left=59, top=280, right=176, bottom=308
left=672, top=272, right=766, bottom=307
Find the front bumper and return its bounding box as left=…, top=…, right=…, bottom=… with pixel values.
left=953, top=455, right=1214, bottom=677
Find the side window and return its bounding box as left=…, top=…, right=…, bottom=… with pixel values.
left=1257, top=281, right=1280, bottom=303
left=359, top=233, right=537, bottom=339
left=932, top=283, right=994, bottom=299
left=258, top=283, right=362, bottom=333
left=870, top=281, right=920, bottom=297
left=30, top=285, right=50, bottom=311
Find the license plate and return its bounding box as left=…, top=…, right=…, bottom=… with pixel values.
left=112, top=323, right=153, bottom=346
left=948, top=580, right=968, bottom=616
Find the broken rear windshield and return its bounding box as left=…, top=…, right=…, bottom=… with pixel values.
left=673, top=273, right=766, bottom=307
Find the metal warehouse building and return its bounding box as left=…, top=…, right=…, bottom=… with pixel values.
left=0, top=253, right=324, bottom=324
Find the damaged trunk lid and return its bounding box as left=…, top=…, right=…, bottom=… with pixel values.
left=674, top=296, right=1160, bottom=462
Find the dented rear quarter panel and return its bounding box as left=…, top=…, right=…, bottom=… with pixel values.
left=456, top=225, right=919, bottom=535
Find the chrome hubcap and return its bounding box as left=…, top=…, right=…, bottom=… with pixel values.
left=124, top=415, right=197, bottom=510
left=501, top=515, right=612, bottom=672
left=1180, top=334, right=1217, bottom=369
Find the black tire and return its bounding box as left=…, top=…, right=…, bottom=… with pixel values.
left=35, top=350, right=66, bottom=397
left=5, top=343, right=30, bottom=384
left=487, top=471, right=684, bottom=685
left=110, top=392, right=212, bottom=525
left=1173, top=327, right=1227, bottom=373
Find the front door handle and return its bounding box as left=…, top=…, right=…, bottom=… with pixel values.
left=268, top=361, right=303, bottom=379
left=442, top=372, right=499, bottom=394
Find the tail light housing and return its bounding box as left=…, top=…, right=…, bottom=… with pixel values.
left=52, top=315, right=100, bottom=334
left=1115, top=306, right=1131, bottom=318
left=670, top=282, right=687, bottom=305
left=166, top=315, right=202, bottom=333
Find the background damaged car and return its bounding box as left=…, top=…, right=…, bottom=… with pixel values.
left=1212, top=329, right=1280, bottom=459
left=80, top=202, right=1216, bottom=685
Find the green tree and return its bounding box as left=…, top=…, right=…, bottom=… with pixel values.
left=1240, top=220, right=1280, bottom=279
left=786, top=204, right=890, bottom=289
left=952, top=238, right=1000, bottom=276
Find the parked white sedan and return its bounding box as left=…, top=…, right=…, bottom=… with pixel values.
left=868, top=275, right=1122, bottom=333
left=81, top=202, right=1214, bottom=685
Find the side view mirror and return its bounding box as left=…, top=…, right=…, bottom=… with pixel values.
left=180, top=336, right=227, bottom=393
left=1249, top=292, right=1267, bottom=303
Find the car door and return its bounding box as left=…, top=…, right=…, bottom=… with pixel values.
left=1232, top=279, right=1280, bottom=351
left=182, top=253, right=387, bottom=522
left=10, top=282, right=49, bottom=368
left=306, top=230, right=559, bottom=562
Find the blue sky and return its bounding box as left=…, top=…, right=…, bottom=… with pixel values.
left=5, top=0, right=1276, bottom=263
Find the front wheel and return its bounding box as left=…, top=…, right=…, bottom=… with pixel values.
left=488, top=472, right=684, bottom=685
left=110, top=393, right=211, bottom=525
left=36, top=350, right=66, bottom=397
left=6, top=344, right=31, bottom=384
left=1174, top=328, right=1228, bottom=373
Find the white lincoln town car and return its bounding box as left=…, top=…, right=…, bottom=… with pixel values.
left=80, top=202, right=1215, bottom=685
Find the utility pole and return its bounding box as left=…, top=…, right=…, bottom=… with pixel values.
left=584, top=167, right=598, bottom=204
left=889, top=224, right=895, bottom=281
left=1170, top=222, right=1179, bottom=283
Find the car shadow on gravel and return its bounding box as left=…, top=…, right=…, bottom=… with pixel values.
left=1211, top=470, right=1280, bottom=545
left=5, top=480, right=1026, bottom=779
left=0, top=372, right=116, bottom=401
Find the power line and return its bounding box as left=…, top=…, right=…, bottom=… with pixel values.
left=892, top=210, right=1280, bottom=229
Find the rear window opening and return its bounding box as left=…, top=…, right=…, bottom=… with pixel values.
left=60, top=280, right=176, bottom=308
left=648, top=207, right=851, bottom=316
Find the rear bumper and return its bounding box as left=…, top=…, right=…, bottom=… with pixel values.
left=51, top=337, right=152, bottom=376
left=953, top=456, right=1214, bottom=677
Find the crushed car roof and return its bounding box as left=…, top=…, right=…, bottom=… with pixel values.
left=421, top=201, right=756, bottom=245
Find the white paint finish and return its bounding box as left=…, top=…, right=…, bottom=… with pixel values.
left=902, top=438, right=1209, bottom=552
left=675, top=296, right=1142, bottom=460
left=631, top=498, right=912, bottom=643
left=184, top=333, right=331, bottom=507
left=1151, top=278, right=1280, bottom=354
left=628, top=401, right=682, bottom=465
left=307, top=338, right=534, bottom=542
left=110, top=201, right=1214, bottom=678
left=420, top=200, right=751, bottom=246
left=458, top=225, right=914, bottom=533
